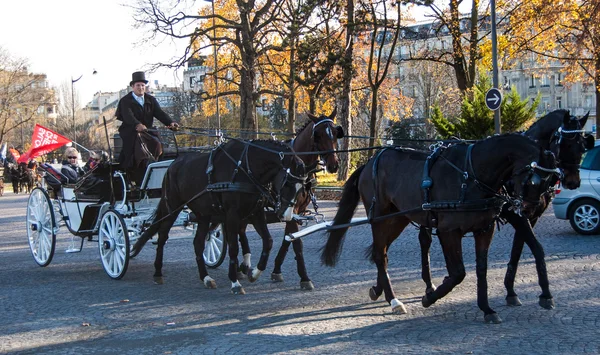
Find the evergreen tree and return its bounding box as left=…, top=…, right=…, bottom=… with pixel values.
left=431, top=74, right=540, bottom=139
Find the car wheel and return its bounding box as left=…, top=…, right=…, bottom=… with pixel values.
left=569, top=199, right=600, bottom=235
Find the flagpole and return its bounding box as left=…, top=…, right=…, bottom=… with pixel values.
left=69, top=141, right=90, bottom=153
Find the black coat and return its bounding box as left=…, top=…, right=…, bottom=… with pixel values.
left=115, top=92, right=173, bottom=170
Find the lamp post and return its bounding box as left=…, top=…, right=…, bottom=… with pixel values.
left=71, top=69, right=97, bottom=144
left=204, top=0, right=220, bottom=133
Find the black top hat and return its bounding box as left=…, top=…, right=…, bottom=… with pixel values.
left=130, top=71, right=148, bottom=86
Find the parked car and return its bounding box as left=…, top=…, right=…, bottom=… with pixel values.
left=553, top=145, right=600, bottom=234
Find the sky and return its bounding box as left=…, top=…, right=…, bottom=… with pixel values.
left=0, top=1, right=465, bottom=107
left=0, top=0, right=191, bottom=106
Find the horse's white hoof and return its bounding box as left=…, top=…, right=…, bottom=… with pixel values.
left=391, top=298, right=407, bottom=314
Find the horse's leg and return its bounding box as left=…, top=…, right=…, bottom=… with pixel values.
left=237, top=223, right=251, bottom=278
left=152, top=214, right=179, bottom=285
left=193, top=216, right=216, bottom=289
left=272, top=220, right=314, bottom=290
left=421, top=230, right=466, bottom=307
left=503, top=214, right=554, bottom=309
left=224, top=220, right=245, bottom=295
left=271, top=222, right=293, bottom=283
left=473, top=228, right=501, bottom=323
left=370, top=218, right=409, bottom=314
left=418, top=226, right=437, bottom=294
left=247, top=213, right=273, bottom=283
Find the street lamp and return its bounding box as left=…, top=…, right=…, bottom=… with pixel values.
left=71, top=69, right=97, bottom=144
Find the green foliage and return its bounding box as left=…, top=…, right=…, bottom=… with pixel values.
left=500, top=87, right=540, bottom=132
left=430, top=74, right=540, bottom=139
left=385, top=117, right=429, bottom=149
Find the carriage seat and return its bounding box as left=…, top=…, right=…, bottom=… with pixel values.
left=40, top=163, right=68, bottom=187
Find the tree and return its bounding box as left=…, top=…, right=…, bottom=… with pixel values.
left=358, top=0, right=402, bottom=153
left=507, top=0, right=600, bottom=138
left=0, top=47, right=55, bottom=148
left=431, top=73, right=539, bottom=138
left=134, top=0, right=284, bottom=137
left=403, top=0, right=484, bottom=93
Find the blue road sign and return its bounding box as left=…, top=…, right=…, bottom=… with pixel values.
left=485, top=88, right=502, bottom=111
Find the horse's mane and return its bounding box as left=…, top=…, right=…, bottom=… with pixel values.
left=295, top=120, right=313, bottom=136
left=527, top=109, right=569, bottom=132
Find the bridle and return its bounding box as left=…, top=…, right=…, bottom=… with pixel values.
left=550, top=123, right=588, bottom=173
left=311, top=117, right=337, bottom=163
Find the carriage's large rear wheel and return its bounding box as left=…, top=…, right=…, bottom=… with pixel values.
left=203, top=223, right=226, bottom=268
left=27, top=187, right=56, bottom=267
left=98, top=210, right=130, bottom=279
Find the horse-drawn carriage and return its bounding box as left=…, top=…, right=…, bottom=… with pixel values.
left=25, top=110, right=342, bottom=283
left=26, top=157, right=207, bottom=279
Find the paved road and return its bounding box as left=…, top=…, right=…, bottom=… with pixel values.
left=0, top=191, right=599, bottom=354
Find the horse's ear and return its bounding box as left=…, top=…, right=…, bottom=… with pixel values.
left=329, top=106, right=337, bottom=120
left=585, top=135, right=595, bottom=150
left=580, top=111, right=590, bottom=125
left=306, top=111, right=318, bottom=123
left=336, top=126, right=345, bottom=139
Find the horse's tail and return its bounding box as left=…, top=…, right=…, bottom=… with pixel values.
left=130, top=172, right=173, bottom=258
left=321, top=164, right=365, bottom=267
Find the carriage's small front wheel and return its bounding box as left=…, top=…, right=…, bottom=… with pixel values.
left=98, top=210, right=130, bottom=279
left=27, top=187, right=56, bottom=267
left=203, top=223, right=226, bottom=269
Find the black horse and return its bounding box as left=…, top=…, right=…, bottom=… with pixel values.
left=131, top=139, right=307, bottom=295
left=321, top=134, right=559, bottom=323
left=226, top=109, right=343, bottom=290
left=417, top=109, right=594, bottom=311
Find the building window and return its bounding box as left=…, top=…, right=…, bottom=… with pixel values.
left=530, top=75, right=536, bottom=88
left=190, top=76, right=195, bottom=87
left=541, top=97, right=550, bottom=112
left=556, top=96, right=562, bottom=109
left=555, top=73, right=562, bottom=86
left=541, top=75, right=550, bottom=87
left=585, top=95, right=593, bottom=108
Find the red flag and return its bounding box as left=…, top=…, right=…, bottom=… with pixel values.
left=17, top=124, right=71, bottom=163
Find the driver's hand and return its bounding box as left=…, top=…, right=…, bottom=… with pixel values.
left=168, top=122, right=180, bottom=131
left=135, top=123, right=147, bottom=132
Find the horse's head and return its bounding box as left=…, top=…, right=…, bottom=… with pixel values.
left=306, top=107, right=344, bottom=173
left=549, top=111, right=595, bottom=189
left=508, top=148, right=560, bottom=218
left=272, top=154, right=307, bottom=221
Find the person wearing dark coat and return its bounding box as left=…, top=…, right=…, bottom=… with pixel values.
left=115, top=71, right=179, bottom=186
left=61, top=147, right=85, bottom=184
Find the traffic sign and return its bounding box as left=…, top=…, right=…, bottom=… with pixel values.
left=485, top=88, right=502, bottom=111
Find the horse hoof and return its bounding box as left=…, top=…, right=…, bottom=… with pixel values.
left=484, top=313, right=502, bottom=324
left=506, top=295, right=522, bottom=307
left=247, top=268, right=262, bottom=283
left=153, top=276, right=164, bottom=285
left=539, top=297, right=555, bottom=310
left=238, top=263, right=249, bottom=274
left=231, top=286, right=246, bottom=295
left=369, top=287, right=380, bottom=301
left=204, top=279, right=217, bottom=289
left=300, top=281, right=314, bottom=291
left=271, top=273, right=284, bottom=282
left=391, top=299, right=407, bottom=314
left=425, top=285, right=436, bottom=295
left=237, top=271, right=246, bottom=280
left=421, top=294, right=433, bottom=308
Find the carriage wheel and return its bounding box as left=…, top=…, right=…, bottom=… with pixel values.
left=204, top=223, right=227, bottom=269
left=98, top=210, right=130, bottom=280
left=26, top=187, right=56, bottom=267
